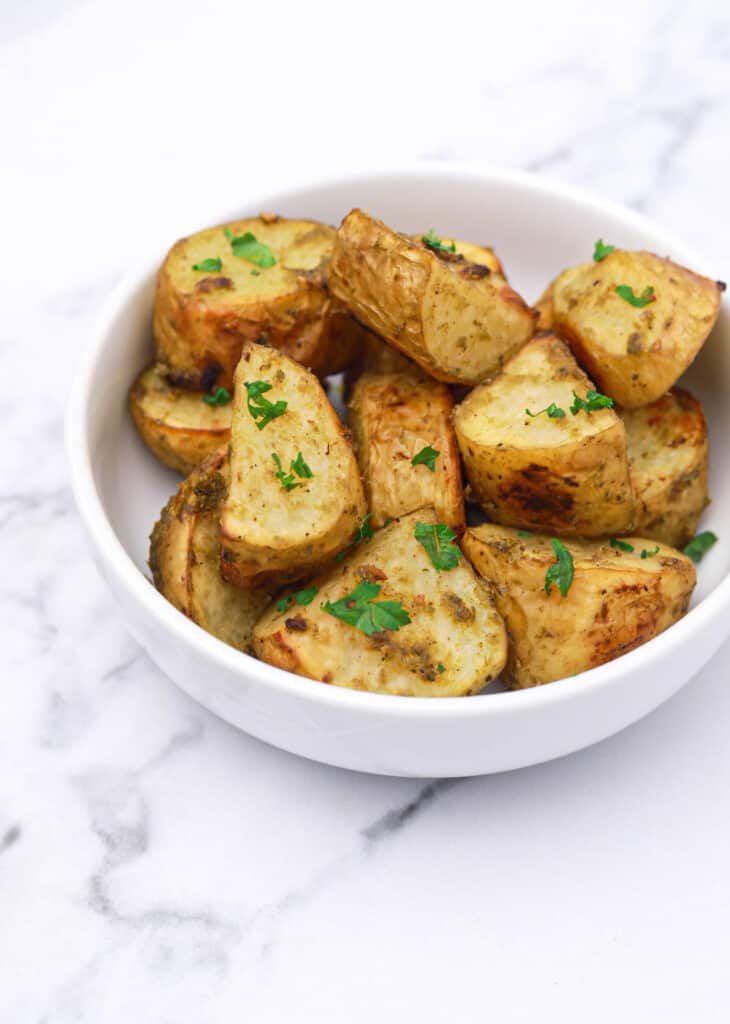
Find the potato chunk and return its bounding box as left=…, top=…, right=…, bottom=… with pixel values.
left=154, top=215, right=363, bottom=391
left=462, top=524, right=696, bottom=688
left=453, top=332, right=633, bottom=536
left=552, top=250, right=723, bottom=407
left=220, top=343, right=366, bottom=589
left=149, top=450, right=270, bottom=651
left=328, top=209, right=537, bottom=385
left=129, top=363, right=232, bottom=474
left=348, top=371, right=465, bottom=531
left=624, top=388, right=709, bottom=548
left=253, top=511, right=507, bottom=697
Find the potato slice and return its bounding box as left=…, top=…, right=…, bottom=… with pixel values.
left=624, top=387, right=709, bottom=548
left=348, top=371, right=465, bottom=530
left=552, top=250, right=723, bottom=407
left=129, top=363, right=232, bottom=474
left=253, top=510, right=507, bottom=697
left=453, top=332, right=633, bottom=536
left=154, top=215, right=363, bottom=391
left=328, top=209, right=537, bottom=385
left=462, top=524, right=696, bottom=688
left=533, top=281, right=554, bottom=330
left=149, top=450, right=270, bottom=651
left=220, top=343, right=366, bottom=589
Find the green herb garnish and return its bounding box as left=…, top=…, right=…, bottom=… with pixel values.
left=570, top=389, right=614, bottom=414
left=526, top=403, right=566, bottom=419
left=545, top=539, right=574, bottom=597
left=517, top=530, right=533, bottom=538
left=272, top=451, right=313, bottom=491
left=290, top=452, right=313, bottom=479
left=224, top=227, right=276, bottom=268
left=245, top=380, right=287, bottom=430
left=414, top=522, right=461, bottom=571
left=640, top=545, right=660, bottom=559
left=192, top=257, right=222, bottom=272
left=437, top=662, right=445, bottom=674
left=202, top=386, right=231, bottom=406
left=683, top=531, right=718, bottom=563
left=421, top=229, right=456, bottom=253
left=335, top=513, right=375, bottom=563
left=610, top=538, right=634, bottom=552
left=616, top=284, right=656, bottom=308
left=276, top=586, right=319, bottom=613
left=593, top=239, right=615, bottom=262
left=411, top=445, right=440, bottom=472
left=251, top=269, right=260, bottom=276
left=323, top=581, right=411, bottom=637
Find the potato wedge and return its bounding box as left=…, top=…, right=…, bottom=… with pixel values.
left=253, top=510, right=507, bottom=697
left=129, top=363, right=232, bottom=474
left=533, top=282, right=554, bottom=330
left=453, top=332, right=634, bottom=535
left=220, top=343, right=366, bottom=589
left=462, top=524, right=696, bottom=688
left=328, top=209, right=537, bottom=385
left=552, top=250, right=723, bottom=407
left=348, top=372, right=465, bottom=530
left=154, top=215, right=362, bottom=391
left=149, top=450, right=270, bottom=651
left=624, top=387, right=709, bottom=548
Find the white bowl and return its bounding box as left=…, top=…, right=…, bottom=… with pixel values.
left=66, top=165, right=730, bottom=777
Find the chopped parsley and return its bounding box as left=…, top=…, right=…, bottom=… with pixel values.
left=192, top=257, right=222, bottom=272
left=411, top=445, right=440, bottom=472
left=275, top=586, right=319, bottom=613
left=251, top=269, right=260, bottom=276
left=414, top=522, right=461, bottom=571
left=593, top=239, right=615, bottom=262
left=545, top=539, right=574, bottom=597
left=616, top=284, right=656, bottom=308
left=290, top=452, right=313, bottom=479
left=323, top=581, right=411, bottom=637
left=202, top=386, right=231, bottom=406
left=526, top=402, right=566, bottom=419
left=570, top=389, right=614, bottom=414
left=421, top=229, right=456, bottom=253
left=640, top=545, right=660, bottom=559
left=335, top=513, right=375, bottom=563
left=224, top=227, right=276, bottom=268
left=245, top=380, right=287, bottom=430
left=683, top=531, right=718, bottom=563
left=272, top=451, right=313, bottom=491
left=609, top=538, right=634, bottom=553
left=437, top=662, right=445, bottom=674
left=517, top=530, right=533, bottom=538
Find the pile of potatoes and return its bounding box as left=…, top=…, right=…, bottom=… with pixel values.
left=131, top=209, right=723, bottom=695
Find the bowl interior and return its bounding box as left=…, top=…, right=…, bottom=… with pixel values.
left=89, top=170, right=730, bottom=692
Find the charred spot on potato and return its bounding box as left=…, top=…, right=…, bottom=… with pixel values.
left=358, top=564, right=388, bottom=583
left=502, top=464, right=575, bottom=517
left=285, top=617, right=308, bottom=631
left=193, top=471, right=227, bottom=511
left=165, top=368, right=200, bottom=391
left=717, top=280, right=727, bottom=291
left=443, top=592, right=475, bottom=623
left=627, top=332, right=642, bottom=354
left=196, top=276, right=234, bottom=293
left=200, top=363, right=223, bottom=392
left=461, top=263, right=491, bottom=280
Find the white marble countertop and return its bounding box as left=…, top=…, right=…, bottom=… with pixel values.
left=2, top=1, right=730, bottom=1020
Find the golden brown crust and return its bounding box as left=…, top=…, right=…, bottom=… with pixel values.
left=462, top=524, right=696, bottom=688
left=533, top=282, right=554, bottom=330
left=348, top=372, right=465, bottom=531
left=328, top=209, right=537, bottom=385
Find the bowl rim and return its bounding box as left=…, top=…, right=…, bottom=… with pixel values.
left=66, top=161, right=730, bottom=720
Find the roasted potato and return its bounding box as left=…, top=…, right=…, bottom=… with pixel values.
left=533, top=282, right=554, bottom=330
left=149, top=449, right=270, bottom=651
left=253, top=510, right=507, bottom=697
left=453, top=332, right=634, bottom=536
left=348, top=371, right=465, bottom=531
left=624, top=387, right=709, bottom=548
left=220, top=343, right=366, bottom=589
left=129, top=363, right=232, bottom=474
left=552, top=250, right=723, bottom=407
left=328, top=209, right=537, bottom=385
left=462, top=524, right=696, bottom=688
left=154, top=215, right=363, bottom=391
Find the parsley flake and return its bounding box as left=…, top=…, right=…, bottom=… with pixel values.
left=545, top=539, right=574, bottom=597
left=570, top=389, right=614, bottom=414
left=192, top=257, right=222, bottom=272
left=411, top=445, right=440, bottom=472
left=245, top=380, right=287, bottom=430
left=335, top=513, right=374, bottom=563
left=526, top=402, right=566, bottom=419
left=276, top=586, right=318, bottom=613
left=683, top=531, right=718, bottom=563
left=202, top=386, right=231, bottom=406
left=609, top=538, right=634, bottom=552
left=640, top=545, right=660, bottom=559
left=593, top=239, right=615, bottom=262
left=323, top=581, right=411, bottom=637
left=224, top=227, right=276, bottom=268
left=414, top=522, right=461, bottom=571
left=272, top=451, right=313, bottom=491
left=421, top=229, right=456, bottom=254
left=437, top=662, right=445, bottom=674
left=616, top=284, right=656, bottom=308
left=517, top=530, right=533, bottom=538
left=290, top=452, right=313, bottom=479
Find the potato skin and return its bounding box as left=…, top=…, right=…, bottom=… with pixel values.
left=149, top=449, right=270, bottom=651
left=253, top=510, right=507, bottom=697
left=624, top=387, right=709, bottom=548
left=348, top=371, right=465, bottom=531
left=220, top=343, right=366, bottom=589
left=129, top=363, right=232, bottom=474
left=328, top=209, right=537, bottom=385
left=553, top=250, right=723, bottom=408
left=154, top=216, right=363, bottom=391
left=533, top=282, right=554, bottom=330
left=462, top=524, right=696, bottom=688
left=453, top=332, right=634, bottom=536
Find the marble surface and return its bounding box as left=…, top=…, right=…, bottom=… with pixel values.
left=2, top=1, right=730, bottom=1020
